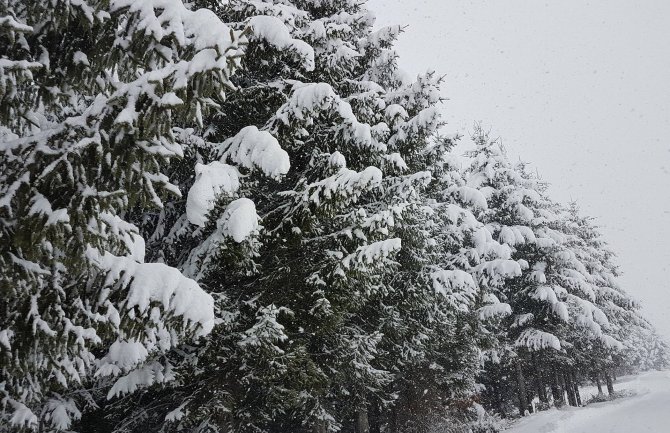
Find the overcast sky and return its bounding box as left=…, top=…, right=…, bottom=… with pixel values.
left=368, top=0, right=670, bottom=337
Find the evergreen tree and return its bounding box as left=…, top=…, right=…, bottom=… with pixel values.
left=0, top=1, right=243, bottom=430
left=465, top=128, right=613, bottom=415
left=560, top=202, right=665, bottom=390
left=94, top=2, right=519, bottom=433
left=2, top=1, right=664, bottom=432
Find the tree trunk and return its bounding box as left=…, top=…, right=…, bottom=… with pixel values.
left=551, top=371, right=563, bottom=406
left=563, top=372, right=577, bottom=406
left=516, top=360, right=529, bottom=416
left=388, top=407, right=398, bottom=433
left=605, top=372, right=615, bottom=395
left=571, top=371, right=582, bottom=406
left=356, top=408, right=370, bottom=433
left=369, top=403, right=380, bottom=433
left=532, top=352, right=548, bottom=404
left=497, top=383, right=506, bottom=417
left=561, top=371, right=570, bottom=406
left=595, top=376, right=603, bottom=394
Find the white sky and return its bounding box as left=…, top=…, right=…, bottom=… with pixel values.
left=368, top=0, right=670, bottom=337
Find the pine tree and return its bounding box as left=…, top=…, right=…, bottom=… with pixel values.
left=4, top=1, right=663, bottom=431
left=90, top=2, right=520, bottom=432
left=464, top=128, right=614, bottom=415
left=89, top=1, right=395, bottom=431
left=379, top=118, right=528, bottom=432
left=0, top=1, right=243, bottom=429
left=560, top=202, right=666, bottom=391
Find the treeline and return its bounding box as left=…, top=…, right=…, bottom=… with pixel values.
left=0, top=1, right=666, bottom=433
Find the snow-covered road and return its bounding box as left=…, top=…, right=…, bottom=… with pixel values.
left=504, top=370, right=670, bottom=433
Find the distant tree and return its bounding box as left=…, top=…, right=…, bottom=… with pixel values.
left=465, top=128, right=618, bottom=415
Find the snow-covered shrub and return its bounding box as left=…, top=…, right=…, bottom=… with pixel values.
left=585, top=389, right=637, bottom=405
left=403, top=405, right=502, bottom=433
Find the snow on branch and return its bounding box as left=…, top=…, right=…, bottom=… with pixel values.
left=86, top=248, right=215, bottom=337
left=42, top=398, right=81, bottom=431
left=478, top=293, right=512, bottom=321
left=105, top=361, right=175, bottom=399
left=568, top=294, right=610, bottom=337
left=219, top=126, right=290, bottom=178
left=601, top=334, right=624, bottom=350
left=474, top=259, right=522, bottom=280
left=183, top=198, right=260, bottom=280
left=341, top=239, right=402, bottom=270
left=272, top=82, right=381, bottom=150
left=247, top=15, right=315, bottom=71
left=219, top=198, right=260, bottom=243
left=515, top=328, right=561, bottom=351
left=431, top=269, right=478, bottom=312
left=8, top=400, right=38, bottom=430
left=301, top=166, right=383, bottom=207
left=111, top=0, right=238, bottom=54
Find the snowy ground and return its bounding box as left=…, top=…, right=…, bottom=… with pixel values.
left=504, top=370, right=670, bottom=433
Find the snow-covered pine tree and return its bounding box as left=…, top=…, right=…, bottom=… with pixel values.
left=464, top=127, right=614, bottom=415
left=93, top=2, right=516, bottom=433
left=3, top=0, right=665, bottom=431
left=375, top=111, right=525, bottom=432
left=560, top=202, right=666, bottom=392
left=638, top=330, right=670, bottom=371
left=0, top=1, right=244, bottom=430
left=191, top=3, right=410, bottom=431
left=219, top=7, right=520, bottom=433
left=89, top=1, right=394, bottom=431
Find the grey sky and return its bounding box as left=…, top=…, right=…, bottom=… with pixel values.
left=368, top=0, right=670, bottom=337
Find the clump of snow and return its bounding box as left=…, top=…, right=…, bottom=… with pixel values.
left=165, top=402, right=189, bottom=422
left=552, top=301, right=570, bottom=322
left=0, top=329, right=13, bottom=349
left=43, top=398, right=81, bottom=431
left=9, top=401, right=37, bottom=429
left=512, top=313, right=535, bottom=328
left=342, top=239, right=402, bottom=269
left=384, top=152, right=408, bottom=171
left=0, top=15, right=33, bottom=33
left=219, top=126, right=290, bottom=178
left=73, top=51, right=89, bottom=66
left=478, top=293, right=513, bottom=320
left=531, top=285, right=559, bottom=305
left=453, top=185, right=488, bottom=210
left=475, top=258, right=522, bottom=279
left=99, top=212, right=146, bottom=261
left=601, top=334, right=624, bottom=350
left=28, top=193, right=70, bottom=226
left=303, top=166, right=383, bottom=206
left=273, top=82, right=379, bottom=150
left=186, top=162, right=240, bottom=227
left=182, top=198, right=260, bottom=281
left=329, top=151, right=347, bottom=169
left=220, top=198, right=259, bottom=243
left=111, top=0, right=239, bottom=55
left=104, top=340, right=149, bottom=371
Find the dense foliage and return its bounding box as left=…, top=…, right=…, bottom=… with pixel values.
left=1, top=1, right=666, bottom=432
